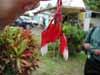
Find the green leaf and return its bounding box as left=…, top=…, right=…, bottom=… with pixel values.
left=0, top=37, right=4, bottom=45
left=17, top=39, right=28, bottom=56
left=16, top=58, right=22, bottom=73
left=6, top=39, right=15, bottom=45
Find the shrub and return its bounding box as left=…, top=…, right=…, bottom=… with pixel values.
left=0, top=26, right=39, bottom=75
left=48, top=40, right=60, bottom=57
left=63, top=22, right=86, bottom=56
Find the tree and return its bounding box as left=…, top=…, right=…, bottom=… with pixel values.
left=84, top=0, right=100, bottom=11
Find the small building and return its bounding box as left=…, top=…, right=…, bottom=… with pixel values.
left=82, top=10, right=100, bottom=31
left=24, top=0, right=86, bottom=29
left=91, top=11, right=100, bottom=26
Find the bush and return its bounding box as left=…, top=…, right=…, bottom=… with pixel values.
left=48, top=40, right=60, bottom=58
left=63, top=22, right=86, bottom=56
left=0, top=26, right=39, bottom=75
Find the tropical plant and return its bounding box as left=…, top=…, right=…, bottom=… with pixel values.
left=63, top=22, right=86, bottom=56
left=0, top=26, right=39, bottom=75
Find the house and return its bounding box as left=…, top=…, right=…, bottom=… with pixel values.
left=82, top=10, right=100, bottom=31
left=23, top=0, right=86, bottom=29
left=91, top=11, right=100, bottom=26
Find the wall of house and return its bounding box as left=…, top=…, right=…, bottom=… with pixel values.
left=91, top=17, right=100, bottom=26
left=91, top=12, right=100, bottom=26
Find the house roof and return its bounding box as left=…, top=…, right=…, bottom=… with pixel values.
left=39, top=0, right=86, bottom=13
left=39, top=0, right=86, bottom=9
left=62, top=0, right=86, bottom=9
left=26, top=0, right=86, bottom=14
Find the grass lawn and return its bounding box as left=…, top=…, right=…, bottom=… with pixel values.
left=32, top=52, right=87, bottom=75
left=32, top=33, right=87, bottom=75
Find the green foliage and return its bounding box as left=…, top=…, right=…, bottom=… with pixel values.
left=84, top=0, right=100, bottom=11
left=63, top=22, right=86, bottom=56
left=48, top=40, right=60, bottom=57
left=0, top=26, right=39, bottom=75
left=47, top=22, right=86, bottom=57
